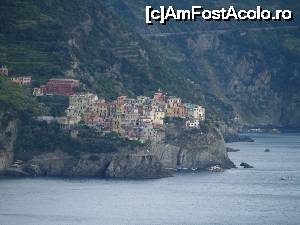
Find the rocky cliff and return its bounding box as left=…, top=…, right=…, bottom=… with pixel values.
left=0, top=121, right=233, bottom=179
left=105, top=1, right=300, bottom=129
left=0, top=85, right=233, bottom=179
left=151, top=120, right=234, bottom=170
left=17, top=151, right=167, bottom=179
left=2, top=151, right=167, bottom=178
left=0, top=113, right=17, bottom=172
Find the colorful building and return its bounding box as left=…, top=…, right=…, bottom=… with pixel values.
left=193, top=105, right=206, bottom=121
left=33, top=87, right=44, bottom=96
left=60, top=89, right=206, bottom=141
left=184, top=103, right=206, bottom=121
left=153, top=110, right=165, bottom=126
left=69, top=93, right=98, bottom=111
left=89, top=100, right=109, bottom=118
left=0, top=65, right=8, bottom=76
left=66, top=93, right=98, bottom=123
left=167, top=96, right=182, bottom=108
left=153, top=89, right=166, bottom=104
left=11, top=76, right=31, bottom=85
left=44, top=79, right=79, bottom=96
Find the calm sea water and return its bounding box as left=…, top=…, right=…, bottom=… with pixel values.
left=0, top=133, right=300, bottom=225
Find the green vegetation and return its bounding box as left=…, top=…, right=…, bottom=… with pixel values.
left=37, top=95, right=69, bottom=117
left=0, top=0, right=70, bottom=81
left=0, top=77, right=141, bottom=159
left=1, top=0, right=300, bottom=142
left=0, top=76, right=38, bottom=115
left=14, top=120, right=143, bottom=160
left=0, top=0, right=208, bottom=102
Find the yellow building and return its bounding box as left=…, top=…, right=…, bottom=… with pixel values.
left=166, top=108, right=175, bottom=118
left=154, top=110, right=165, bottom=125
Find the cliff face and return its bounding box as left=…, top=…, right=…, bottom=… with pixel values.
left=151, top=121, right=234, bottom=170
left=105, top=1, right=300, bottom=129
left=182, top=32, right=299, bottom=127
left=105, top=154, right=168, bottom=179
left=0, top=85, right=233, bottom=179
left=0, top=113, right=17, bottom=172
left=21, top=152, right=109, bottom=177
left=1, top=121, right=233, bottom=178
left=17, top=151, right=168, bottom=179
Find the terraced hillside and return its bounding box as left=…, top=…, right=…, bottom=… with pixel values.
left=1, top=0, right=300, bottom=129
left=106, top=0, right=300, bottom=129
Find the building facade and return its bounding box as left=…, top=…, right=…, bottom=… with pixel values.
left=0, top=65, right=8, bottom=76
left=11, top=77, right=31, bottom=85
left=44, top=79, right=79, bottom=96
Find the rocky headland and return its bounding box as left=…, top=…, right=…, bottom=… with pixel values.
left=0, top=118, right=234, bottom=179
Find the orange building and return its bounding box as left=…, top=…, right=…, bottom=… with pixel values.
left=166, top=106, right=187, bottom=119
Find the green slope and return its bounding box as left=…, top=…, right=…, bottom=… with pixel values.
left=105, top=0, right=300, bottom=128
left=1, top=0, right=299, bottom=128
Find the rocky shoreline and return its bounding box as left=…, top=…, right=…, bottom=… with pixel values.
left=0, top=151, right=171, bottom=179
left=226, top=147, right=240, bottom=152
left=0, top=147, right=234, bottom=179
left=0, top=119, right=235, bottom=179
left=0, top=136, right=234, bottom=179
left=224, top=132, right=255, bottom=143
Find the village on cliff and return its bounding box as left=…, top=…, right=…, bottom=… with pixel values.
left=1, top=65, right=206, bottom=143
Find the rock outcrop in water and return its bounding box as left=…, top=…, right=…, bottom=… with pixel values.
left=240, top=162, right=254, bottom=169
left=159, top=120, right=235, bottom=170
left=226, top=147, right=240, bottom=152
left=224, top=132, right=255, bottom=143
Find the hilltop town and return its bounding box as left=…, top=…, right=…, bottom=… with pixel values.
left=1, top=66, right=235, bottom=180
left=1, top=65, right=206, bottom=144
left=66, top=90, right=205, bottom=142
left=35, top=82, right=206, bottom=143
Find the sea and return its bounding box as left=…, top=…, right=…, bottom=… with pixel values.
left=0, top=133, right=299, bottom=225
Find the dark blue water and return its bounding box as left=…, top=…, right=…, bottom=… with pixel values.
left=0, top=133, right=299, bottom=225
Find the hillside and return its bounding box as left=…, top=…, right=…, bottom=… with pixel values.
left=0, top=77, right=234, bottom=178
left=0, top=0, right=299, bottom=129
left=0, top=0, right=205, bottom=99
left=105, top=0, right=300, bottom=129
left=0, top=0, right=235, bottom=126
